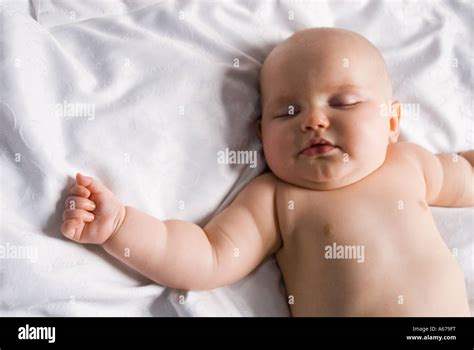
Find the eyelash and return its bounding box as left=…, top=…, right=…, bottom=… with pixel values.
left=276, top=111, right=299, bottom=118
left=274, top=99, right=362, bottom=118
left=330, top=101, right=361, bottom=108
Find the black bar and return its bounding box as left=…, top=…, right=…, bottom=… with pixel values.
left=0, top=317, right=473, bottom=347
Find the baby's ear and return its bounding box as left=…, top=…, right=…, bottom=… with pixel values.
left=389, top=100, right=401, bottom=143
left=256, top=119, right=262, bottom=141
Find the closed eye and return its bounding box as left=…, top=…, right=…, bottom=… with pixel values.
left=274, top=105, right=300, bottom=118
left=330, top=101, right=361, bottom=109
left=275, top=111, right=300, bottom=118
left=329, top=94, right=364, bottom=109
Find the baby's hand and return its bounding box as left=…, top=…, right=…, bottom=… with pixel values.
left=61, top=173, right=126, bottom=244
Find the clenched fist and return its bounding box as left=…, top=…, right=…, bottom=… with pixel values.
left=61, top=172, right=126, bottom=244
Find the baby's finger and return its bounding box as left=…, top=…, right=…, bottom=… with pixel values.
left=61, top=219, right=85, bottom=241
left=65, top=196, right=96, bottom=211
left=76, top=172, right=108, bottom=195
left=68, top=184, right=91, bottom=198
left=63, top=208, right=95, bottom=223
left=61, top=219, right=79, bottom=238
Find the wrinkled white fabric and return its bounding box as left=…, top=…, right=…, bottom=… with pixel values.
left=0, top=0, right=472, bottom=316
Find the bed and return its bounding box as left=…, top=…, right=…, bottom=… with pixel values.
left=0, top=0, right=472, bottom=316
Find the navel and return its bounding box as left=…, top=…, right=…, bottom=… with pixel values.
left=323, top=223, right=336, bottom=237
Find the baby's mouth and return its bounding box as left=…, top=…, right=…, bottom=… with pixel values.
left=299, top=138, right=338, bottom=157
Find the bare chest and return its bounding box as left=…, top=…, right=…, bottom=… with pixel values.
left=276, top=160, right=431, bottom=246
left=272, top=161, right=462, bottom=315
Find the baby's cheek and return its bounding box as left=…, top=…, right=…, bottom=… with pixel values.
left=264, top=143, right=283, bottom=166
left=348, top=118, right=382, bottom=149
left=263, top=141, right=289, bottom=174
left=263, top=125, right=297, bottom=166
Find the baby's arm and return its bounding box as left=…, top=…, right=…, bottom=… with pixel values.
left=61, top=173, right=281, bottom=290
left=406, top=144, right=473, bottom=207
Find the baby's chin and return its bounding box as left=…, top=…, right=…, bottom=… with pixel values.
left=272, top=163, right=377, bottom=191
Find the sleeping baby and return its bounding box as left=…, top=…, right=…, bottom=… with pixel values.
left=61, top=28, right=474, bottom=316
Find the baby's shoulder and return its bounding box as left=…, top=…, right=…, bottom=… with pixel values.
left=388, top=141, right=423, bottom=156
left=385, top=142, right=440, bottom=191
left=387, top=141, right=429, bottom=169
left=247, top=171, right=280, bottom=190
left=233, top=171, right=279, bottom=205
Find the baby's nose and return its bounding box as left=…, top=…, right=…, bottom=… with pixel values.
left=301, top=110, right=329, bottom=131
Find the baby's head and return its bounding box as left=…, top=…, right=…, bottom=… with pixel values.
left=258, top=28, right=401, bottom=190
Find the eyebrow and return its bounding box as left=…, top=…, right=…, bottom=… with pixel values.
left=325, top=83, right=367, bottom=92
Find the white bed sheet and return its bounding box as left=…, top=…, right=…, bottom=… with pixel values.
left=0, top=0, right=472, bottom=316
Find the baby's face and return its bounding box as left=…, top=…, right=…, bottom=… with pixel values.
left=259, top=28, right=400, bottom=190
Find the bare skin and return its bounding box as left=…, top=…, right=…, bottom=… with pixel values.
left=61, top=28, right=473, bottom=316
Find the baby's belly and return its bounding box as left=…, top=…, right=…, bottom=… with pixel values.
left=276, top=218, right=470, bottom=317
